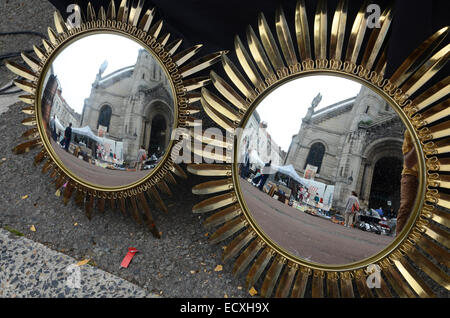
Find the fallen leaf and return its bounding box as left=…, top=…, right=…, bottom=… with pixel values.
left=214, top=265, right=223, bottom=272
left=30, top=225, right=36, bottom=232
left=76, top=259, right=90, bottom=266
left=224, top=294, right=228, bottom=298
left=237, top=286, right=243, bottom=290
left=204, top=232, right=209, bottom=237
left=55, top=189, right=61, bottom=197
left=190, top=270, right=196, bottom=274
left=249, top=287, right=258, bottom=296
left=21, top=195, right=29, bottom=200
left=74, top=223, right=78, bottom=226
left=2, top=158, right=6, bottom=161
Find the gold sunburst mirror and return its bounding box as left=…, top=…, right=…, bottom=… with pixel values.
left=5, top=0, right=224, bottom=237
left=189, top=0, right=449, bottom=297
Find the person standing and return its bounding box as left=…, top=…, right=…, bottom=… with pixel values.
left=258, top=160, right=272, bottom=191
left=396, top=130, right=418, bottom=236
left=50, top=115, right=57, bottom=141
left=136, top=145, right=147, bottom=171
left=64, top=123, right=72, bottom=152
left=344, top=191, right=360, bottom=228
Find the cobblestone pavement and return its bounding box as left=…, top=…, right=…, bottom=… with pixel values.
left=0, top=228, right=153, bottom=298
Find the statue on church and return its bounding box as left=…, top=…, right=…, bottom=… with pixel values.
left=93, top=60, right=109, bottom=86
left=303, top=92, right=322, bottom=122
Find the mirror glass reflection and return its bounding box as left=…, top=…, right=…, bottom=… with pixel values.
left=40, top=34, right=175, bottom=188
left=238, top=75, right=419, bottom=265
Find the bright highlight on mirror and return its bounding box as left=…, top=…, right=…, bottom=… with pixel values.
left=237, top=75, right=419, bottom=265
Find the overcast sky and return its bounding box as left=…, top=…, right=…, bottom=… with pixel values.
left=51, top=34, right=143, bottom=114
left=252, top=75, right=362, bottom=152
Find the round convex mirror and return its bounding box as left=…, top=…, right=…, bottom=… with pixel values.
left=237, top=75, right=420, bottom=265
left=40, top=33, right=175, bottom=188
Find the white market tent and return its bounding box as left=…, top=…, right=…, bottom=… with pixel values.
left=71, top=126, right=103, bottom=143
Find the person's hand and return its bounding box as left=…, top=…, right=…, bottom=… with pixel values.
left=404, top=148, right=417, bottom=169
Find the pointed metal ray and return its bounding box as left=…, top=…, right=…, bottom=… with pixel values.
left=86, top=3, right=96, bottom=21
left=222, top=228, right=254, bottom=262
left=148, top=187, right=168, bottom=214
left=192, top=178, right=233, bottom=195
left=408, top=247, right=450, bottom=290
left=203, top=204, right=242, bottom=229
left=344, top=0, right=369, bottom=64
left=98, top=6, right=106, bottom=21
left=129, top=0, right=145, bottom=27
left=209, top=217, right=246, bottom=244
left=192, top=192, right=237, bottom=214
left=419, top=99, right=450, bottom=126
left=401, top=44, right=450, bottom=97
left=148, top=20, right=163, bottom=39
left=157, top=33, right=170, bottom=47
left=137, top=193, right=160, bottom=238
left=179, top=51, right=226, bottom=78
left=54, top=11, right=68, bottom=34
left=21, top=53, right=41, bottom=72
left=129, top=196, right=143, bottom=224
left=390, top=27, right=449, bottom=87
left=33, top=45, right=46, bottom=61
left=382, top=263, right=417, bottom=297
left=12, top=139, right=42, bottom=154
left=312, top=270, right=325, bottom=298
left=19, top=95, right=35, bottom=105
left=117, top=0, right=130, bottom=24
left=361, top=4, right=393, bottom=70
left=85, top=194, right=95, bottom=220
left=211, top=71, right=249, bottom=111
left=222, top=54, right=257, bottom=100
left=47, top=27, right=58, bottom=46
left=275, top=264, right=297, bottom=298
left=329, top=0, right=348, bottom=61
left=201, top=95, right=237, bottom=130
left=107, top=0, right=117, bottom=20
left=260, top=256, right=285, bottom=297
left=13, top=80, right=36, bottom=95
left=424, top=222, right=450, bottom=248
left=246, top=25, right=275, bottom=79
left=295, top=0, right=312, bottom=61
left=275, top=6, right=298, bottom=66
left=233, top=239, right=264, bottom=277
left=258, top=13, right=285, bottom=71
left=5, top=61, right=38, bottom=82
left=137, top=7, right=155, bottom=32
left=412, top=76, right=449, bottom=111
left=156, top=180, right=172, bottom=197
left=393, top=257, right=436, bottom=297
left=183, top=76, right=211, bottom=92
left=291, top=268, right=311, bottom=298
left=246, top=247, right=274, bottom=288
left=172, top=44, right=203, bottom=67
left=314, top=0, right=327, bottom=60
left=187, top=163, right=231, bottom=176
left=235, top=35, right=264, bottom=88
left=201, top=87, right=241, bottom=122
left=165, top=39, right=182, bottom=56
left=97, top=198, right=105, bottom=214
left=326, top=272, right=341, bottom=298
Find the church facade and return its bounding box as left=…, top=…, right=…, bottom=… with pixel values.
left=80, top=49, right=174, bottom=163
left=284, top=86, right=406, bottom=212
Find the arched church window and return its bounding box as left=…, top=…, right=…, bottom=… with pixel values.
left=365, top=106, right=370, bottom=114
left=97, top=105, right=112, bottom=132
left=304, top=142, right=325, bottom=173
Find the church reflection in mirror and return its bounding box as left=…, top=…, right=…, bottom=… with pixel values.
left=238, top=75, right=418, bottom=265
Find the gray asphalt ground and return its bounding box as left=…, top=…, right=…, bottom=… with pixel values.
left=0, top=0, right=448, bottom=299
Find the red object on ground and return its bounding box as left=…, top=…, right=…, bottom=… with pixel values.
left=121, top=248, right=138, bottom=268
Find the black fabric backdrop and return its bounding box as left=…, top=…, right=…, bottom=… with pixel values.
left=48, top=0, right=449, bottom=79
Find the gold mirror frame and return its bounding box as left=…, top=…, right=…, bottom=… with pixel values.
left=5, top=0, right=224, bottom=237
left=189, top=0, right=449, bottom=297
